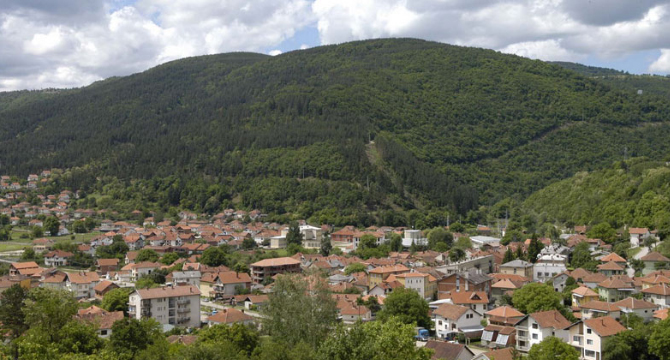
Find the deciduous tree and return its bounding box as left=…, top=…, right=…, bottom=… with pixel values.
left=377, top=288, right=430, bottom=328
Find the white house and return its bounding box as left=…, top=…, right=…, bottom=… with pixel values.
left=533, top=254, right=568, bottom=283
left=567, top=317, right=626, bottom=360
left=66, top=271, right=101, bottom=299
left=123, top=262, right=162, bottom=282
left=300, top=225, right=324, bottom=249
left=170, top=270, right=201, bottom=288
left=128, top=285, right=201, bottom=327
left=433, top=303, right=483, bottom=340
left=515, top=310, right=571, bottom=352
left=629, top=227, right=651, bottom=248
left=44, top=250, right=73, bottom=267
left=642, top=284, right=670, bottom=308
left=402, top=229, right=428, bottom=247
left=613, top=297, right=659, bottom=321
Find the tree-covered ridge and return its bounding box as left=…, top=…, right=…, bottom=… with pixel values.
left=550, top=61, right=627, bottom=77
left=552, top=61, right=670, bottom=98
left=1, top=38, right=670, bottom=218
left=522, top=158, right=670, bottom=229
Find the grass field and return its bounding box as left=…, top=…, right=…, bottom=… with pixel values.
left=0, top=243, right=29, bottom=252
left=0, top=229, right=103, bottom=254
left=627, top=246, right=642, bottom=259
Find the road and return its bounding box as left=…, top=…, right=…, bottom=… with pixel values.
left=634, top=244, right=654, bottom=260
left=627, top=245, right=652, bottom=277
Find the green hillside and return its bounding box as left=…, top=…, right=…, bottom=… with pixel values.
left=522, top=158, right=670, bottom=229
left=552, top=61, right=670, bottom=98
left=2, top=38, right=670, bottom=224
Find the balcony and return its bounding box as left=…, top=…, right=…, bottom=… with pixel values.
left=571, top=334, right=583, bottom=345
left=177, top=299, right=190, bottom=306
left=177, top=307, right=190, bottom=314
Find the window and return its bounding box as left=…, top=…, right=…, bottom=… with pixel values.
left=587, top=329, right=592, bottom=334
left=519, top=341, right=527, bottom=348
left=585, top=350, right=596, bottom=357
left=532, top=334, right=538, bottom=339
left=532, top=323, right=538, bottom=329
left=100, top=330, right=108, bottom=336
left=587, top=339, right=593, bottom=345
left=438, top=321, right=442, bottom=325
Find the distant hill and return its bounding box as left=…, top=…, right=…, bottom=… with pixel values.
left=522, top=158, right=670, bottom=229
left=2, top=39, right=670, bottom=223
left=552, top=61, right=670, bottom=98
left=550, top=61, right=627, bottom=77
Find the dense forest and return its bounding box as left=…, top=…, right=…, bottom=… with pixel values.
left=553, top=61, right=670, bottom=98
left=522, top=158, right=670, bottom=230
left=2, top=39, right=670, bottom=223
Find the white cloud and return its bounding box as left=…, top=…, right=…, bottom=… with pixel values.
left=650, top=49, right=670, bottom=73
left=0, top=0, right=314, bottom=91
left=269, top=49, right=282, bottom=56
left=2, top=0, right=670, bottom=91
left=501, top=39, right=583, bottom=62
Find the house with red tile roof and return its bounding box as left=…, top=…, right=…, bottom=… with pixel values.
left=643, top=283, right=670, bottom=308
left=566, top=316, right=626, bottom=360
left=75, top=306, right=124, bottom=338
left=434, top=303, right=483, bottom=340
left=629, top=227, right=651, bottom=248
left=613, top=297, right=659, bottom=321
left=641, top=252, right=670, bottom=275
left=250, top=257, right=301, bottom=284
left=66, top=271, right=101, bottom=299
left=424, top=340, right=475, bottom=360
left=484, top=306, right=524, bottom=326
left=207, top=308, right=254, bottom=326
left=515, top=310, right=571, bottom=353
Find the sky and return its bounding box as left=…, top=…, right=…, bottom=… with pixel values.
left=1, top=0, right=670, bottom=91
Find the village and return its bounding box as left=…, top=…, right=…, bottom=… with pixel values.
left=1, top=170, right=669, bottom=360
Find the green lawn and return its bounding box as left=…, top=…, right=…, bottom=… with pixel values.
left=627, top=247, right=642, bottom=258
left=261, top=249, right=288, bottom=257
left=0, top=243, right=28, bottom=252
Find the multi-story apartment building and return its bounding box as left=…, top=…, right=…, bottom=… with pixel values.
left=128, top=285, right=201, bottom=327
left=368, top=264, right=410, bottom=288
left=394, top=272, right=437, bottom=300
left=250, top=257, right=301, bottom=284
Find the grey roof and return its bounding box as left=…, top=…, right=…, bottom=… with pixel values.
left=461, top=269, right=492, bottom=284
left=329, top=274, right=353, bottom=282
left=501, top=259, right=533, bottom=268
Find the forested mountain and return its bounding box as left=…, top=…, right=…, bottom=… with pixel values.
left=522, top=158, right=670, bottom=230
left=2, top=38, right=670, bottom=224
left=552, top=61, right=670, bottom=98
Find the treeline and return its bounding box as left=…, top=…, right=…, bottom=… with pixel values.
left=522, top=158, right=670, bottom=230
